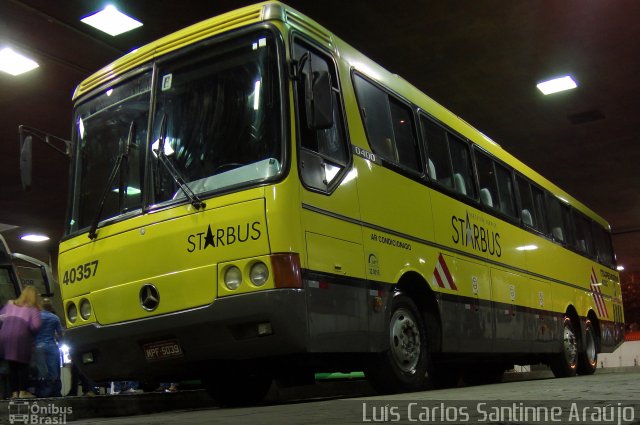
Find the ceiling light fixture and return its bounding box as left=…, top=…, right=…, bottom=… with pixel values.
left=537, top=75, right=578, bottom=95
left=81, top=5, right=143, bottom=37
left=0, top=48, right=39, bottom=76
left=20, top=234, right=50, bottom=242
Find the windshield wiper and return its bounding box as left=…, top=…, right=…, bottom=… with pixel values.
left=88, top=121, right=136, bottom=240
left=154, top=114, right=206, bottom=210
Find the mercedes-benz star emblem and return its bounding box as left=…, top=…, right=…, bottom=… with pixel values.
left=140, top=284, right=160, bottom=311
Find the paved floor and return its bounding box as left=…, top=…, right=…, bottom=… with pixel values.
left=11, top=367, right=634, bottom=425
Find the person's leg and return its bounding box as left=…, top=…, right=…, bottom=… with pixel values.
left=33, top=345, right=48, bottom=397
left=44, top=344, right=61, bottom=396
left=8, top=361, right=19, bottom=397
left=17, top=362, right=34, bottom=397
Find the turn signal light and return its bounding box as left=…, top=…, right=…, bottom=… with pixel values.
left=271, top=253, right=302, bottom=288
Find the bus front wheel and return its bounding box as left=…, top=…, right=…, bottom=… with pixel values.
left=550, top=316, right=578, bottom=378
left=577, top=319, right=598, bottom=375
left=365, top=294, right=431, bottom=394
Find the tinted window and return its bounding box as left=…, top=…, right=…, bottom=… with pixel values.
left=574, top=212, right=594, bottom=256
left=592, top=223, right=614, bottom=267
left=531, top=185, right=548, bottom=234
left=421, top=117, right=452, bottom=187
left=151, top=32, right=282, bottom=205
left=561, top=203, right=576, bottom=247
left=495, top=163, right=516, bottom=218
left=476, top=152, right=497, bottom=208
left=517, top=176, right=536, bottom=228
left=449, top=134, right=476, bottom=199
left=389, top=99, right=421, bottom=171
left=71, top=73, right=150, bottom=232
left=547, top=196, right=566, bottom=243
left=353, top=75, right=421, bottom=172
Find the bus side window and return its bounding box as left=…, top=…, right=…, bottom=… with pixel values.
left=574, top=212, right=595, bottom=256
left=352, top=75, right=421, bottom=172
left=475, top=151, right=497, bottom=208
left=516, top=176, right=536, bottom=229
left=421, top=117, right=452, bottom=188
left=448, top=134, right=476, bottom=199
left=561, top=203, right=576, bottom=248
left=495, top=162, right=516, bottom=218
left=592, top=222, right=614, bottom=267
left=389, top=99, right=421, bottom=172
left=546, top=195, right=566, bottom=243
left=531, top=185, right=548, bottom=234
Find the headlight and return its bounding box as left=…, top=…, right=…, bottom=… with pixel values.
left=67, top=302, right=78, bottom=323
left=249, top=262, right=269, bottom=286
left=224, top=266, right=242, bottom=290
left=79, top=298, right=92, bottom=320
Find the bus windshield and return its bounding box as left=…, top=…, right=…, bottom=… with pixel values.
left=68, top=30, right=283, bottom=235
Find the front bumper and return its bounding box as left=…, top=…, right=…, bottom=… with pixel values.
left=68, top=289, right=308, bottom=381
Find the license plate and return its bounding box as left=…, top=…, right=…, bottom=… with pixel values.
left=143, top=339, right=183, bottom=361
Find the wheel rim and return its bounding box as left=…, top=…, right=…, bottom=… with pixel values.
left=562, top=320, right=578, bottom=368
left=585, top=326, right=597, bottom=366
left=389, top=308, right=421, bottom=373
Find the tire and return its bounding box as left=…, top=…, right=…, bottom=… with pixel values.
left=550, top=316, right=578, bottom=378
left=577, top=319, right=598, bottom=375
left=365, top=294, right=432, bottom=394
left=203, top=369, right=272, bottom=407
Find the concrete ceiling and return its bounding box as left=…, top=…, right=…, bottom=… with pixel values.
left=0, top=0, right=639, bottom=278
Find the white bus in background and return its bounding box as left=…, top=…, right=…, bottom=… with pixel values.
left=0, top=234, right=72, bottom=393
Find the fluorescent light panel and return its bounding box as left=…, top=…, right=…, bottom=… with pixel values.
left=112, top=186, right=141, bottom=196
left=0, top=48, right=39, bottom=76
left=81, top=5, right=143, bottom=36
left=20, top=234, right=50, bottom=242
left=537, top=76, right=577, bottom=95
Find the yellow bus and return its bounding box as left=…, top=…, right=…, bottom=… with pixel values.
left=48, top=1, right=623, bottom=403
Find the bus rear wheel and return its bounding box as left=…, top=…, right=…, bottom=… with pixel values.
left=365, top=294, right=431, bottom=394
left=550, top=316, right=578, bottom=378
left=577, top=319, right=598, bottom=375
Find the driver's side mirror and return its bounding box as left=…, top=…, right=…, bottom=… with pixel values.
left=304, top=69, right=334, bottom=130
left=20, top=134, right=32, bottom=191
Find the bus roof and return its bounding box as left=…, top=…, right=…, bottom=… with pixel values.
left=72, top=1, right=611, bottom=230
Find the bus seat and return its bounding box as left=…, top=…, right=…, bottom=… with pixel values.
left=577, top=240, right=587, bottom=252
left=453, top=173, right=467, bottom=195
left=552, top=227, right=564, bottom=242
left=427, top=158, right=436, bottom=180
left=521, top=209, right=533, bottom=227
left=479, top=188, right=493, bottom=207
left=382, top=137, right=399, bottom=162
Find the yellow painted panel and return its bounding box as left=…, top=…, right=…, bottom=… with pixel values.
left=355, top=159, right=432, bottom=244
left=306, top=232, right=364, bottom=279
left=453, top=256, right=491, bottom=301
left=59, top=198, right=269, bottom=324
left=490, top=268, right=528, bottom=308
left=91, top=264, right=216, bottom=325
